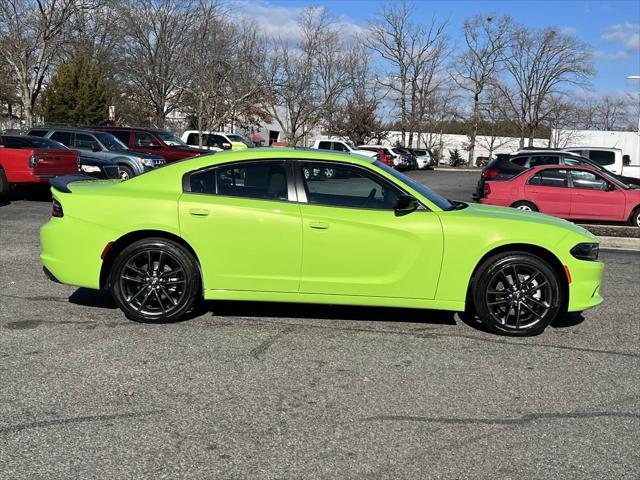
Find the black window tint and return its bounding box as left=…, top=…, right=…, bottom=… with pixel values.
left=528, top=169, right=568, bottom=187
left=75, top=133, right=98, bottom=150
left=529, top=155, right=560, bottom=167
left=190, top=162, right=288, bottom=200
left=49, top=131, right=72, bottom=146
left=108, top=130, right=130, bottom=145
left=333, top=142, right=348, bottom=152
left=1, top=137, right=28, bottom=148
left=27, top=129, right=47, bottom=137
left=28, top=137, right=67, bottom=150
left=588, top=150, right=615, bottom=166
left=318, top=141, right=332, bottom=150
left=511, top=156, right=529, bottom=167
left=134, top=131, right=157, bottom=147
left=186, top=133, right=197, bottom=145
left=300, top=162, right=401, bottom=210
left=571, top=170, right=608, bottom=190
left=210, top=135, right=226, bottom=148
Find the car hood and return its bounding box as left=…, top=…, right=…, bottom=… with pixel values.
left=461, top=202, right=597, bottom=239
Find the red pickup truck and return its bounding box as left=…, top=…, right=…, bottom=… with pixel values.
left=0, top=135, right=79, bottom=196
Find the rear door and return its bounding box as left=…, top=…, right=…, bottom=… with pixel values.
left=296, top=160, right=443, bottom=299
left=524, top=169, right=572, bottom=217
left=179, top=160, right=302, bottom=293
left=569, top=169, right=626, bottom=221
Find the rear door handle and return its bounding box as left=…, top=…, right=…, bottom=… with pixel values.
left=309, top=221, right=329, bottom=230
left=189, top=208, right=209, bottom=217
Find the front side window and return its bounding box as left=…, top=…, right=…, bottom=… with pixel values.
left=333, top=142, right=348, bottom=152
left=94, top=132, right=127, bottom=151
left=134, top=131, right=158, bottom=147
left=528, top=169, right=568, bottom=187
left=300, top=162, right=401, bottom=210
left=570, top=170, right=609, bottom=190
left=189, top=161, right=289, bottom=201
left=75, top=133, right=99, bottom=150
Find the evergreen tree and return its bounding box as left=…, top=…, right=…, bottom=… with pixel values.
left=42, top=53, right=112, bottom=125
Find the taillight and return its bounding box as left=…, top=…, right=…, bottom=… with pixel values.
left=52, top=199, right=63, bottom=217
left=483, top=168, right=499, bottom=179
left=28, top=154, right=37, bottom=168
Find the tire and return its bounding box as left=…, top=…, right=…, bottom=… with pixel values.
left=109, top=238, right=201, bottom=323
left=629, top=207, right=640, bottom=228
left=511, top=201, right=538, bottom=212
left=118, top=165, right=135, bottom=180
left=471, top=252, right=563, bottom=336
left=0, top=168, right=9, bottom=196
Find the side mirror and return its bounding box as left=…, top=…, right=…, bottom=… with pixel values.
left=606, top=182, right=617, bottom=191
left=394, top=194, right=419, bottom=216
left=222, top=142, right=232, bottom=150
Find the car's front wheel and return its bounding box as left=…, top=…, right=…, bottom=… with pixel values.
left=472, top=252, right=563, bottom=336
left=109, top=238, right=201, bottom=323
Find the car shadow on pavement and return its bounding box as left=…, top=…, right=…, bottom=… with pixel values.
left=550, top=312, right=585, bottom=329
left=69, top=288, right=118, bottom=309
left=206, top=300, right=458, bottom=326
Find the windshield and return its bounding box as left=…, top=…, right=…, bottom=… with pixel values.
left=94, top=132, right=127, bottom=151
left=226, top=134, right=254, bottom=147
left=374, top=161, right=454, bottom=211
left=156, top=130, right=188, bottom=146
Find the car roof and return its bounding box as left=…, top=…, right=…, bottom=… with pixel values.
left=30, top=126, right=101, bottom=134
left=562, top=146, right=622, bottom=151
left=512, top=149, right=581, bottom=157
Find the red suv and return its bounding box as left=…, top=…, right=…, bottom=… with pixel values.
left=90, top=126, right=207, bottom=162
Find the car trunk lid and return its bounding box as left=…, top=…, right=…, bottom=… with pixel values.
left=33, top=149, right=79, bottom=177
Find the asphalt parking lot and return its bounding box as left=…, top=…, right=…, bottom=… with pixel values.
left=1, top=171, right=639, bottom=479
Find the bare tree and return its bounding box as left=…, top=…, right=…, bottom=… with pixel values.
left=367, top=1, right=448, bottom=147
left=452, top=14, right=511, bottom=165
left=497, top=25, right=594, bottom=147
left=118, top=0, right=198, bottom=127
left=474, top=89, right=515, bottom=159
left=265, top=7, right=350, bottom=146
left=0, top=0, right=88, bottom=127
left=595, top=95, right=629, bottom=130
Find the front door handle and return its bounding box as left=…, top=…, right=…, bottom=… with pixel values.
left=189, top=208, right=209, bottom=217
left=309, top=221, right=329, bottom=230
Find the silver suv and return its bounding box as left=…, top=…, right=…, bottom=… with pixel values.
left=27, top=127, right=165, bottom=179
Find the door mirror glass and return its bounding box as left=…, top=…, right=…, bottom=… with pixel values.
left=394, top=194, right=419, bottom=216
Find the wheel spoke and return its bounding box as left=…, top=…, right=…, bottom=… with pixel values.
left=126, top=264, right=147, bottom=277
left=160, top=286, right=178, bottom=305
left=147, top=251, right=152, bottom=273
left=138, top=288, right=153, bottom=311
left=122, top=275, right=145, bottom=283
left=515, top=302, right=522, bottom=329
left=520, top=299, right=541, bottom=319
left=524, top=295, right=549, bottom=309
left=488, top=298, right=510, bottom=306
left=523, top=271, right=539, bottom=289
left=525, top=280, right=548, bottom=294
left=487, top=289, right=508, bottom=295
left=157, top=251, right=164, bottom=274
left=512, top=265, right=520, bottom=287
left=160, top=266, right=183, bottom=279
left=129, top=284, right=148, bottom=303
left=153, top=289, right=166, bottom=314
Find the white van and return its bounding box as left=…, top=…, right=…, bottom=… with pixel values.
left=559, top=147, right=636, bottom=177
left=311, top=139, right=377, bottom=158
left=181, top=131, right=253, bottom=151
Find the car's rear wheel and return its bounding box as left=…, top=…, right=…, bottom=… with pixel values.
left=0, top=168, right=9, bottom=196
left=629, top=206, right=640, bottom=228
left=118, top=165, right=134, bottom=180
left=109, top=238, right=200, bottom=323
left=472, top=252, right=562, bottom=336
left=511, top=201, right=538, bottom=212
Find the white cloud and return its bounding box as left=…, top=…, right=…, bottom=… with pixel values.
left=593, top=50, right=629, bottom=61
left=601, top=21, right=640, bottom=51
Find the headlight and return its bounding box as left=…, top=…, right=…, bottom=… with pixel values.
left=570, top=243, right=599, bottom=261
left=139, top=158, right=156, bottom=167
left=80, top=165, right=101, bottom=173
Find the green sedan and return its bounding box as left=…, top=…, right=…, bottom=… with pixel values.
left=40, top=148, right=604, bottom=336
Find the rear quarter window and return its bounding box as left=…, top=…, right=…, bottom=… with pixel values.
left=587, top=150, right=615, bottom=166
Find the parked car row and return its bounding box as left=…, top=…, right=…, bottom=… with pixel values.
left=476, top=149, right=640, bottom=227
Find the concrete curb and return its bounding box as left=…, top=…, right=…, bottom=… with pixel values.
left=598, top=236, right=640, bottom=251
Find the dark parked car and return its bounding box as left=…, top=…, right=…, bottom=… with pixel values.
left=474, top=150, right=640, bottom=200
left=27, top=127, right=164, bottom=179
left=90, top=126, right=207, bottom=162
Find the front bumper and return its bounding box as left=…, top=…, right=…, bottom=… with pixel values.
left=566, top=259, right=604, bottom=312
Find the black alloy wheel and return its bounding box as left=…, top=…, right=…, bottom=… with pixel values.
left=472, top=252, right=562, bottom=336
left=110, top=238, right=200, bottom=323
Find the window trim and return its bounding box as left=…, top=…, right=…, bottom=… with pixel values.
left=182, top=159, right=298, bottom=203
left=293, top=159, right=427, bottom=212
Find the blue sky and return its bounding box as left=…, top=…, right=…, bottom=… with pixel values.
left=241, top=0, right=640, bottom=95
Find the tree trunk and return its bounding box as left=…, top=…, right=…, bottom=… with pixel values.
left=197, top=94, right=204, bottom=148
left=468, top=94, right=479, bottom=166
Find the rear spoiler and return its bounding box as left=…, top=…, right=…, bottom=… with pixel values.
left=49, top=174, right=100, bottom=193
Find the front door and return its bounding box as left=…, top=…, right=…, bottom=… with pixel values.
left=296, top=161, right=443, bottom=299
left=569, top=170, right=626, bottom=221
left=178, top=160, right=302, bottom=293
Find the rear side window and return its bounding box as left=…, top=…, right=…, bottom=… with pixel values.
left=134, top=131, right=157, bottom=147
left=189, top=161, right=289, bottom=201
left=510, top=156, right=529, bottom=167
left=587, top=150, right=615, bottom=166
left=528, top=169, right=568, bottom=187
left=529, top=156, right=560, bottom=167
left=49, top=131, right=72, bottom=147
left=318, top=141, right=332, bottom=150
left=27, top=129, right=47, bottom=137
